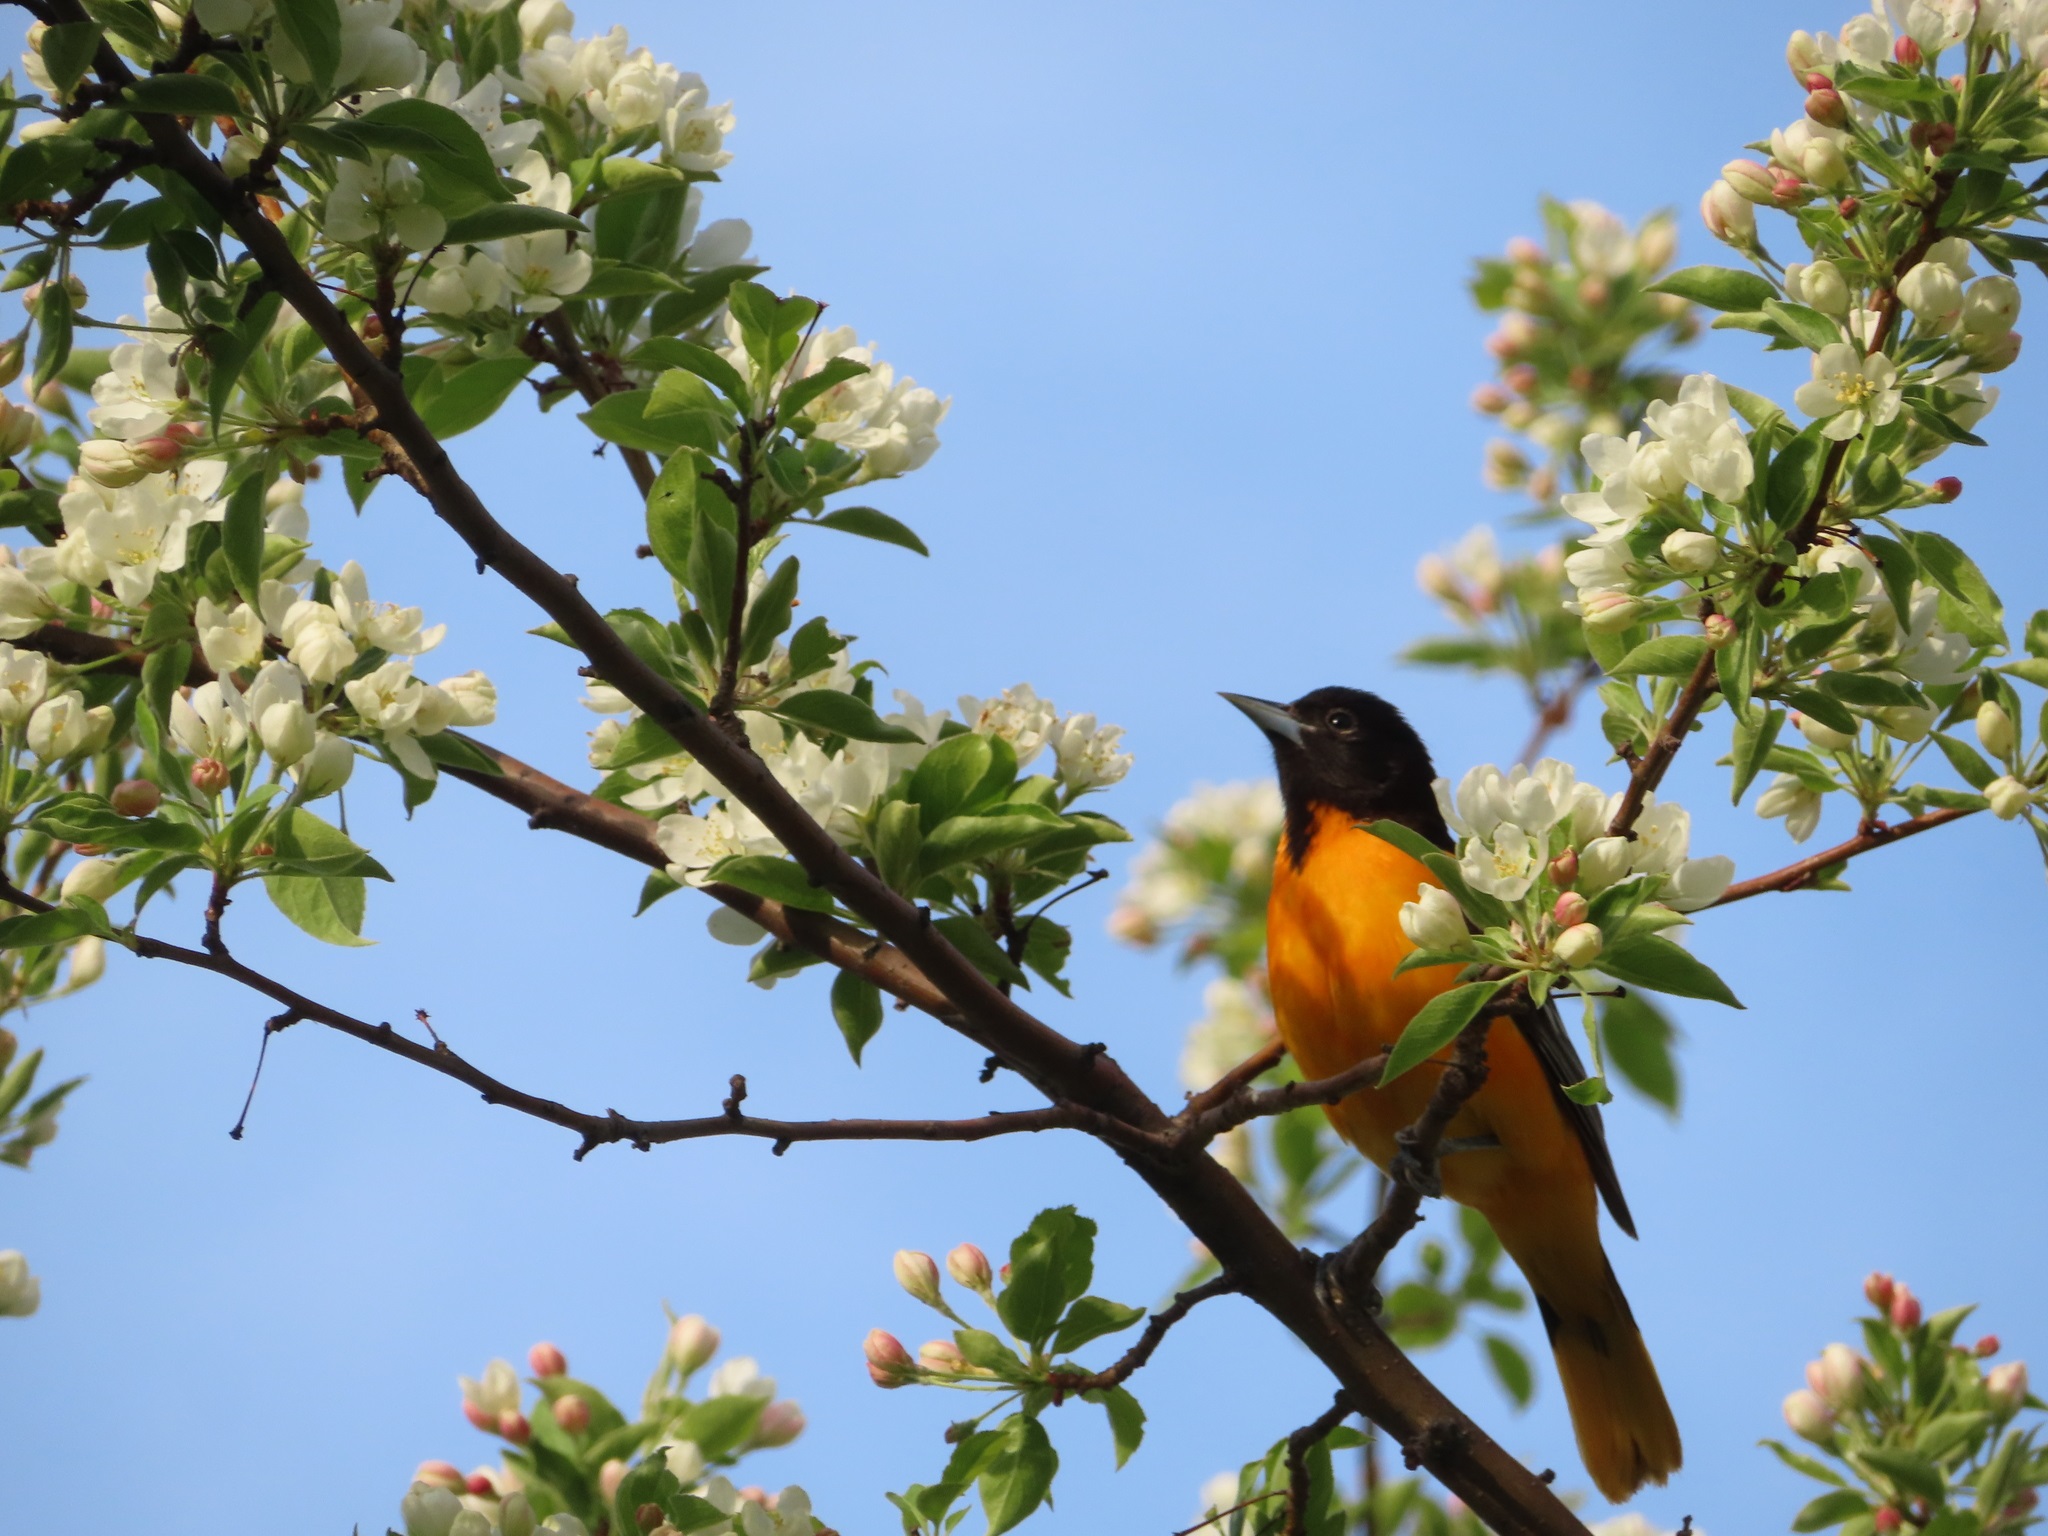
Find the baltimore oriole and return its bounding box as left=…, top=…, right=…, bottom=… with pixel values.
left=1225, top=686, right=1681, bottom=1502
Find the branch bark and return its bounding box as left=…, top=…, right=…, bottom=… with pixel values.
left=1711, top=805, right=1975, bottom=905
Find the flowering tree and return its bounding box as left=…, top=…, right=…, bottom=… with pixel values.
left=2, top=1, right=2047, bottom=1534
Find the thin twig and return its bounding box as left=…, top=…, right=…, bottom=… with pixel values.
left=1286, top=1393, right=1356, bottom=1536
left=1044, top=1272, right=1240, bottom=1399
left=1712, top=806, right=1975, bottom=905
left=227, top=1009, right=297, bottom=1140
left=1180, top=1038, right=1287, bottom=1120
left=1177, top=1050, right=1390, bottom=1146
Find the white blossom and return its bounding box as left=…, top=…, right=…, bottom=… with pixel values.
left=421, top=61, right=543, bottom=166
left=0, top=644, right=48, bottom=727
left=1459, top=821, right=1540, bottom=900
left=436, top=671, right=498, bottom=727
left=719, top=319, right=946, bottom=479
left=1642, top=373, right=1754, bottom=502
left=324, top=156, right=446, bottom=251
left=707, top=1356, right=775, bottom=1399
left=1757, top=774, right=1825, bottom=842
left=272, top=0, right=422, bottom=93
left=244, top=660, right=316, bottom=768
left=344, top=658, right=457, bottom=779
left=195, top=597, right=265, bottom=674
left=89, top=317, right=185, bottom=442
left=333, top=561, right=446, bottom=654
left=1794, top=343, right=1903, bottom=440
left=292, top=734, right=357, bottom=799
left=26, top=689, right=94, bottom=763
left=61, top=474, right=213, bottom=606
left=171, top=681, right=249, bottom=760
left=0, top=1250, right=39, bottom=1317
left=459, top=1358, right=522, bottom=1418
left=0, top=557, right=54, bottom=640
left=1047, top=712, right=1132, bottom=793
left=957, top=684, right=1057, bottom=768
left=419, top=251, right=509, bottom=317
left=656, top=803, right=781, bottom=884
left=1398, top=883, right=1471, bottom=952
left=661, top=79, right=736, bottom=173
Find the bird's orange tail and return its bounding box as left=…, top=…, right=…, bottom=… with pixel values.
left=1491, top=1214, right=1682, bottom=1502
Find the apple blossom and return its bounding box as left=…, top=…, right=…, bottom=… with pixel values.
left=195, top=597, right=265, bottom=675
left=1795, top=344, right=1904, bottom=440
left=1757, top=774, right=1824, bottom=842
left=26, top=689, right=91, bottom=763
left=1701, top=179, right=1758, bottom=245
left=1977, top=702, right=2017, bottom=759
left=1988, top=1360, right=2030, bottom=1411
left=1048, top=711, right=1133, bottom=793
left=1986, top=776, right=2034, bottom=820
left=291, top=734, right=357, bottom=800
left=945, top=1243, right=993, bottom=1292
left=1898, top=260, right=1964, bottom=322
left=1553, top=922, right=1603, bottom=969
left=893, top=1250, right=945, bottom=1309
left=1784, top=1387, right=1837, bottom=1441
left=667, top=1314, right=720, bottom=1375
left=1398, top=884, right=1471, bottom=952
left=0, top=644, right=48, bottom=727
left=1661, top=529, right=1720, bottom=574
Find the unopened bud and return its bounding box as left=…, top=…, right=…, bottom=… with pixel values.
left=78, top=438, right=148, bottom=487
left=1976, top=1335, right=2001, bottom=1358
left=1702, top=612, right=1737, bottom=648
left=126, top=434, right=185, bottom=473
left=864, top=1329, right=913, bottom=1387
left=498, top=1410, right=531, bottom=1444
left=1470, top=384, right=1511, bottom=414
left=1506, top=236, right=1544, bottom=266
left=1806, top=88, right=1848, bottom=127
left=1988, top=1360, right=2029, bottom=1411
left=1891, top=1285, right=1922, bottom=1330
left=412, top=1461, right=466, bottom=1492
left=1966, top=329, right=2023, bottom=372
left=1987, top=775, right=2033, bottom=820
left=1581, top=590, right=1641, bottom=634
left=893, top=1249, right=944, bottom=1309
left=1774, top=175, right=1806, bottom=203
left=1794, top=712, right=1856, bottom=752
left=919, top=1339, right=967, bottom=1372
left=552, top=1394, right=589, bottom=1434
left=752, top=1399, right=806, bottom=1447
left=1553, top=923, right=1603, bottom=969
left=1874, top=1508, right=1903, bottom=1535
left=1787, top=30, right=1827, bottom=80
left=635, top=1503, right=664, bottom=1532
left=1783, top=1387, right=1836, bottom=1442
left=1551, top=891, right=1589, bottom=929
left=500, top=1493, right=536, bottom=1536
left=946, top=1243, right=993, bottom=1292
left=60, top=857, right=122, bottom=904
left=1910, top=120, right=1957, bottom=158
left=1977, top=702, right=2016, bottom=759
left=110, top=778, right=161, bottom=817
left=1548, top=848, right=1579, bottom=888
left=0, top=336, right=24, bottom=388
left=1865, top=1271, right=1895, bottom=1311
left=1803, top=73, right=1833, bottom=93
left=1502, top=363, right=1538, bottom=396
left=1809, top=1343, right=1868, bottom=1408
left=1722, top=159, right=1781, bottom=206
left=1838, top=195, right=1861, bottom=218
left=1662, top=529, right=1720, bottom=575
left=598, top=1460, right=629, bottom=1502
left=667, top=1314, right=719, bottom=1375
left=1894, top=35, right=1923, bottom=67
left=527, top=1341, right=567, bottom=1378
left=462, top=1399, right=496, bottom=1433
left=466, top=1474, right=495, bottom=1496
left=190, top=757, right=230, bottom=796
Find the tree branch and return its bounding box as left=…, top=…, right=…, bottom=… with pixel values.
left=50, top=55, right=1601, bottom=1532
left=1712, top=805, right=1975, bottom=905
left=1286, top=1393, right=1357, bottom=1536
left=1604, top=647, right=1718, bottom=839
left=529, top=309, right=656, bottom=498
left=1176, top=1049, right=1389, bottom=1146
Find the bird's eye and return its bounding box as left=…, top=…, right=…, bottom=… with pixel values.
left=1325, top=709, right=1357, bottom=735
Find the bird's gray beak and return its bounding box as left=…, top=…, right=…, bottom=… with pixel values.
left=1220, top=692, right=1303, bottom=745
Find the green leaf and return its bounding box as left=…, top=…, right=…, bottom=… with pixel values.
left=1760, top=1438, right=1849, bottom=1487
left=978, top=1414, right=1058, bottom=1536
left=1601, top=993, right=1679, bottom=1112
left=830, top=970, right=883, bottom=1064
left=27, top=794, right=203, bottom=853
left=738, top=555, right=800, bottom=667
left=350, top=99, right=511, bottom=204
left=1381, top=979, right=1505, bottom=1086
left=1903, top=529, right=2005, bottom=647
left=1598, top=932, right=1743, bottom=1007
left=1610, top=635, right=1710, bottom=678
left=1050, top=1295, right=1146, bottom=1354
left=907, top=732, right=997, bottom=828
left=1483, top=1334, right=1534, bottom=1407
left=579, top=390, right=696, bottom=455
left=771, top=689, right=920, bottom=744
left=1763, top=298, right=1843, bottom=352
left=1562, top=1076, right=1612, bottom=1105
left=408, top=356, right=535, bottom=439
left=1818, top=670, right=1920, bottom=708
left=1769, top=425, right=1828, bottom=529
left=919, top=808, right=1065, bottom=874
left=1085, top=1385, right=1146, bottom=1469
left=998, top=1206, right=1095, bottom=1349
left=267, top=808, right=392, bottom=880
left=31, top=278, right=71, bottom=394
left=803, top=505, right=930, bottom=556
left=1793, top=1490, right=1871, bottom=1532
left=272, top=0, right=342, bottom=94
left=1648, top=265, right=1777, bottom=312
left=630, top=338, right=751, bottom=410
left=39, top=21, right=102, bottom=96
left=1777, top=684, right=1859, bottom=737
left=2025, top=608, right=2048, bottom=660
left=1858, top=1446, right=1944, bottom=1501
left=222, top=471, right=265, bottom=607
left=1357, top=817, right=1445, bottom=865
left=704, top=854, right=836, bottom=913
left=778, top=355, right=868, bottom=419
left=262, top=872, right=370, bottom=946
left=953, top=1329, right=1029, bottom=1380
left=123, top=72, right=241, bottom=118
left=0, top=905, right=99, bottom=950
left=933, top=913, right=1028, bottom=987
left=1933, top=732, right=1998, bottom=790
left=442, top=202, right=586, bottom=243
left=1731, top=703, right=1784, bottom=804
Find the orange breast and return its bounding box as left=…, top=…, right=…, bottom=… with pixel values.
left=1265, top=805, right=1591, bottom=1218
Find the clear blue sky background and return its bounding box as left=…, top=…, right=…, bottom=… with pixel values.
left=4, top=2, right=2045, bottom=1531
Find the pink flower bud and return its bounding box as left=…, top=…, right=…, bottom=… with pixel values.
left=164, top=421, right=205, bottom=445
left=190, top=757, right=230, bottom=796
left=1874, top=1508, right=1903, bottom=1535
left=463, top=1399, right=496, bottom=1433
left=1976, top=1335, right=2001, bottom=1358
left=863, top=1329, right=913, bottom=1387
left=1910, top=121, right=1957, bottom=158
left=752, top=1399, right=806, bottom=1447
left=893, top=1250, right=944, bottom=1308
left=947, top=1243, right=992, bottom=1290
left=1803, top=71, right=1833, bottom=92
left=1784, top=1388, right=1837, bottom=1442
left=1934, top=476, right=1961, bottom=502
left=1553, top=923, right=1603, bottom=969
left=1807, top=88, right=1848, bottom=127
left=1470, top=384, right=1511, bottom=415
left=1988, top=1361, right=2029, bottom=1411
left=1702, top=613, right=1737, bottom=648
left=1549, top=848, right=1579, bottom=888
left=1838, top=196, right=1861, bottom=218
left=527, top=1341, right=567, bottom=1378
left=498, top=1410, right=531, bottom=1444
left=1811, top=1343, right=1867, bottom=1407
left=1551, top=891, right=1589, bottom=929
left=667, top=1314, right=719, bottom=1374
left=1502, top=363, right=1538, bottom=396
left=598, top=1460, right=629, bottom=1502
left=413, top=1461, right=465, bottom=1492
left=1865, top=1272, right=1895, bottom=1311
left=1774, top=176, right=1806, bottom=203
left=1894, top=35, right=1923, bottom=66
left=110, top=778, right=161, bottom=817
left=1581, top=590, right=1642, bottom=633
left=2007, top=1491, right=2041, bottom=1519
left=999, top=1262, right=1013, bottom=1284
left=919, top=1338, right=967, bottom=1372
left=467, top=1473, right=496, bottom=1496
left=1506, top=236, right=1544, bottom=266
left=126, top=435, right=185, bottom=472
left=553, top=1394, right=589, bottom=1435
left=1891, top=1285, right=1922, bottom=1330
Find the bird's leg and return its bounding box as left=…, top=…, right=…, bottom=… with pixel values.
left=1313, top=1250, right=1383, bottom=1332
left=1388, top=1126, right=1444, bottom=1199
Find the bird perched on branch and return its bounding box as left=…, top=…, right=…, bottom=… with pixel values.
left=1225, top=685, right=1680, bottom=1503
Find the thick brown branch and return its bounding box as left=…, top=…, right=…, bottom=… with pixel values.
left=1605, top=647, right=1719, bottom=840
left=1045, top=1272, right=1240, bottom=1399
left=1712, top=805, right=1975, bottom=905
left=66, top=56, right=1598, bottom=1533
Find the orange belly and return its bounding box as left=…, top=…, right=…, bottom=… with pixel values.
left=1265, top=805, right=1592, bottom=1224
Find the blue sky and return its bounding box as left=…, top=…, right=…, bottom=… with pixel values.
left=4, top=1, right=2046, bottom=1532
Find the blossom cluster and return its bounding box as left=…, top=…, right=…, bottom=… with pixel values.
left=402, top=1314, right=813, bottom=1536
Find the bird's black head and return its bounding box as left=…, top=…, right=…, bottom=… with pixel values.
left=1222, top=686, right=1452, bottom=864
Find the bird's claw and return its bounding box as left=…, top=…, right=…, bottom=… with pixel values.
left=1389, top=1142, right=1442, bottom=1199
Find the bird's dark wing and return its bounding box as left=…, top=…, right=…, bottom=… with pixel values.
left=1511, top=998, right=1636, bottom=1239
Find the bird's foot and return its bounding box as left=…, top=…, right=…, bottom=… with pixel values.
left=1314, top=1249, right=1382, bottom=1334
left=1389, top=1140, right=1443, bottom=1199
